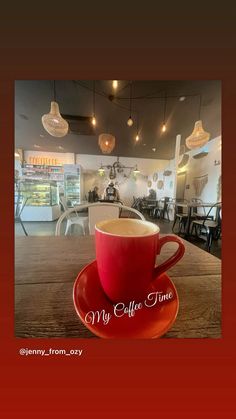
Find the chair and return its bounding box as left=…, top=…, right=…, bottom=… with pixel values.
left=154, top=197, right=171, bottom=220
left=55, top=203, right=145, bottom=236
left=172, top=200, right=189, bottom=235
left=190, top=202, right=222, bottom=252
left=15, top=194, right=28, bottom=236
left=190, top=198, right=214, bottom=220
left=59, top=196, right=89, bottom=235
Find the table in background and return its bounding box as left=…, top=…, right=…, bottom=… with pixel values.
left=15, top=235, right=221, bottom=338
left=176, top=202, right=219, bottom=236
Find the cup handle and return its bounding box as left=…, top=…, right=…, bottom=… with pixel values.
left=154, top=235, right=185, bottom=277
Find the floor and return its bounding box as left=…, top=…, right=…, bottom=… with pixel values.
left=15, top=215, right=221, bottom=259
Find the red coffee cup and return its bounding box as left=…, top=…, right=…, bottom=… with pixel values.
left=95, top=218, right=185, bottom=303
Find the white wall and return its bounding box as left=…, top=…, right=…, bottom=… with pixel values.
left=147, top=159, right=176, bottom=200
left=182, top=136, right=221, bottom=203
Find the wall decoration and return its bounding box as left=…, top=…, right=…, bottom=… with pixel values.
left=178, top=154, right=189, bottom=168
left=193, top=174, right=208, bottom=196
left=153, top=172, right=158, bottom=182
left=157, top=180, right=164, bottom=190
left=163, top=169, right=172, bottom=176
left=147, top=180, right=152, bottom=188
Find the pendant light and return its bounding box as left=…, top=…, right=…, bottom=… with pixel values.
left=98, top=163, right=105, bottom=175
left=162, top=92, right=167, bottom=132
left=98, top=133, right=115, bottom=154
left=127, top=81, right=133, bottom=126
left=112, top=80, right=118, bottom=89
left=91, top=81, right=96, bottom=126
left=185, top=95, right=210, bottom=149
left=42, top=81, right=68, bottom=137
left=133, top=165, right=140, bottom=174
left=135, top=113, right=140, bottom=141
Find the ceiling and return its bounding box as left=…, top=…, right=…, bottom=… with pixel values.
left=15, top=80, right=221, bottom=160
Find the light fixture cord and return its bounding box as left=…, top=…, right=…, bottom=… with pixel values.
left=199, top=94, right=202, bottom=120
left=129, top=81, right=132, bottom=116
left=163, top=91, right=167, bottom=123
left=93, top=81, right=95, bottom=115
left=53, top=80, right=56, bottom=102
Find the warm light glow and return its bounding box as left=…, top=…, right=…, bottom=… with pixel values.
left=127, top=117, right=133, bottom=127
left=112, top=80, right=118, bottom=89
left=14, top=152, right=20, bottom=157
left=98, top=133, right=116, bottom=154
left=162, top=123, right=166, bottom=132
left=92, top=116, right=96, bottom=126
left=42, top=101, right=68, bottom=137
left=98, top=166, right=105, bottom=175
left=185, top=120, right=210, bottom=149
left=135, top=134, right=139, bottom=142
left=133, top=165, right=140, bottom=174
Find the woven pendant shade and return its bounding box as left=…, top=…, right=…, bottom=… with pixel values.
left=98, top=133, right=115, bottom=154
left=185, top=120, right=210, bottom=150
left=42, top=101, right=69, bottom=137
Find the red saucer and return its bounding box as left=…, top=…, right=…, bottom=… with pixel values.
left=73, top=260, right=179, bottom=338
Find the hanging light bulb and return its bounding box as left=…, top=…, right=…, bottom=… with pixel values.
left=127, top=116, right=133, bottom=127
left=162, top=123, right=166, bottom=132
left=127, top=81, right=133, bottom=127
left=161, top=92, right=167, bottom=133
left=92, top=116, right=96, bottom=126
left=135, top=113, right=140, bottom=141
left=91, top=81, right=97, bottom=127
left=112, top=80, right=118, bottom=89
left=185, top=95, right=210, bottom=149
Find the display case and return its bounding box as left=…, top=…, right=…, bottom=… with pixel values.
left=20, top=180, right=61, bottom=221
left=64, top=164, right=83, bottom=207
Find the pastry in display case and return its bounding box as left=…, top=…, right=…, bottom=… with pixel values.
left=20, top=180, right=61, bottom=221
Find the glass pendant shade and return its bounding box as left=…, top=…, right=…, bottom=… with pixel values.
left=185, top=120, right=210, bottom=150
left=98, top=133, right=115, bottom=154
left=127, top=117, right=133, bottom=127
left=42, top=101, right=69, bottom=137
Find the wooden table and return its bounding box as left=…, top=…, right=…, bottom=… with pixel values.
left=15, top=235, right=221, bottom=338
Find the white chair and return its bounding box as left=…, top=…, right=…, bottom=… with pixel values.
left=55, top=202, right=145, bottom=236
left=59, top=196, right=89, bottom=236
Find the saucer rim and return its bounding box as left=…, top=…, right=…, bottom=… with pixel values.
left=73, top=259, right=179, bottom=339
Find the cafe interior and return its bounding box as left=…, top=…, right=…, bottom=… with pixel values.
left=14, top=80, right=222, bottom=257
left=15, top=79, right=222, bottom=339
